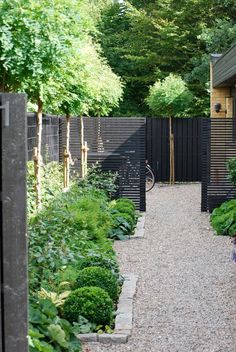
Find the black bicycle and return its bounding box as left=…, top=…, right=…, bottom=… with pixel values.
left=146, top=162, right=155, bottom=192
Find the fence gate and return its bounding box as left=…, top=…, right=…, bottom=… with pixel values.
left=60, top=117, right=146, bottom=211
left=0, top=94, right=28, bottom=352
left=147, top=118, right=204, bottom=182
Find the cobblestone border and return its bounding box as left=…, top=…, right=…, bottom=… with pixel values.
left=77, top=274, right=138, bottom=344
left=130, top=212, right=146, bottom=239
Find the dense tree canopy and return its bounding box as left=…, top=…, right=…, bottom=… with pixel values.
left=98, top=0, right=236, bottom=116
left=146, top=74, right=192, bottom=117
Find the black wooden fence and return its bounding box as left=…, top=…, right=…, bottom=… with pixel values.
left=201, top=118, right=236, bottom=212
left=147, top=117, right=204, bottom=182
left=27, top=113, right=59, bottom=162
left=59, top=117, right=146, bottom=211
left=0, top=94, right=28, bottom=352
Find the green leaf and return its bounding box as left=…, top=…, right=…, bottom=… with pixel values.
left=47, top=324, right=68, bottom=348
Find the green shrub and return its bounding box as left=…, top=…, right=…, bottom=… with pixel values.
left=77, top=254, right=119, bottom=278
left=29, top=298, right=81, bottom=352
left=211, top=199, right=236, bottom=236
left=107, top=198, right=138, bottom=240
left=79, top=164, right=118, bottom=199
left=112, top=212, right=135, bottom=227
left=67, top=196, right=112, bottom=241
left=27, top=161, right=63, bottom=218
left=75, top=266, right=119, bottom=301
left=28, top=184, right=115, bottom=292
left=63, top=286, right=113, bottom=325
left=116, top=198, right=135, bottom=210
left=113, top=204, right=136, bottom=219
left=227, top=157, right=236, bottom=186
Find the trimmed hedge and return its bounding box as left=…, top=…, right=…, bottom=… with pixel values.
left=63, top=286, right=113, bottom=325
left=75, top=266, right=119, bottom=301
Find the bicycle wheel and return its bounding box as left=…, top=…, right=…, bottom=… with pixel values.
left=146, top=166, right=155, bottom=192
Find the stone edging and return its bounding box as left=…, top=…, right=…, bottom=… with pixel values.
left=130, top=212, right=146, bottom=239
left=77, top=274, right=138, bottom=344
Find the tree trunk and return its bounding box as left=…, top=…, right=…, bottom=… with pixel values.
left=169, top=117, right=175, bottom=184
left=64, top=114, right=71, bottom=188
left=97, top=114, right=104, bottom=153
left=80, top=116, right=85, bottom=178
left=35, top=98, right=43, bottom=207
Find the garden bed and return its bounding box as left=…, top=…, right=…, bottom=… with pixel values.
left=28, top=162, right=140, bottom=351
left=78, top=274, right=138, bottom=344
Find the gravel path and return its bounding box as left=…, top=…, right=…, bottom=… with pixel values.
left=84, top=184, right=236, bottom=352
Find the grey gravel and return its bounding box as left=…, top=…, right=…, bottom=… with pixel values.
left=84, top=184, right=236, bottom=352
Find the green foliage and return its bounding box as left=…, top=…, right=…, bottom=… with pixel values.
left=108, top=198, right=137, bottom=240
left=77, top=253, right=120, bottom=278
left=98, top=1, right=236, bottom=117
left=227, top=157, right=236, bottom=187
left=28, top=184, right=114, bottom=292
left=63, top=286, right=113, bottom=325
left=116, top=198, right=136, bottom=210
left=79, top=164, right=118, bottom=199
left=75, top=266, right=119, bottom=301
left=27, top=161, right=63, bottom=218
left=211, top=200, right=236, bottom=236
left=146, top=74, right=193, bottom=117
left=113, top=203, right=136, bottom=219
left=29, top=298, right=81, bottom=352
left=112, top=212, right=135, bottom=227
left=0, top=0, right=81, bottom=103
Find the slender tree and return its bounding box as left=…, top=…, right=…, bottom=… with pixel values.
left=0, top=0, right=82, bottom=205
left=146, top=74, right=192, bottom=184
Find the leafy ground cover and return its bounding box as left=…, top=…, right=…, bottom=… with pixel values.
left=28, top=162, right=138, bottom=351
left=211, top=158, right=236, bottom=237
left=210, top=157, right=236, bottom=263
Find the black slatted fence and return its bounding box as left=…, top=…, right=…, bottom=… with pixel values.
left=201, top=118, right=236, bottom=212
left=59, top=117, right=146, bottom=211
left=27, top=113, right=59, bottom=162
left=147, top=118, right=204, bottom=182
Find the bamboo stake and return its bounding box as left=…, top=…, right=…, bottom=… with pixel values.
left=65, top=114, right=71, bottom=189
left=80, top=116, right=85, bottom=178
left=36, top=98, right=43, bottom=207
left=63, top=146, right=70, bottom=189
left=169, top=117, right=172, bottom=184
left=169, top=117, right=175, bottom=185
left=84, top=141, right=89, bottom=177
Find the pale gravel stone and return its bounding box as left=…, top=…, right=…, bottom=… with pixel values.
left=84, top=184, right=236, bottom=352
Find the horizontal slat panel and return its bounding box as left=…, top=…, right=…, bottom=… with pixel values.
left=59, top=117, right=146, bottom=211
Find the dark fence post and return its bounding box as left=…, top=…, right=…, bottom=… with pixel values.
left=201, top=118, right=211, bottom=212
left=0, top=93, right=28, bottom=352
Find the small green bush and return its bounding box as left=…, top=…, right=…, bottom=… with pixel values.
left=79, top=164, right=118, bottom=199
left=75, top=266, right=119, bottom=301
left=112, top=212, right=134, bottom=227
left=78, top=254, right=119, bottom=278
left=63, top=286, right=113, bottom=325
left=227, top=157, right=236, bottom=186
left=116, top=198, right=135, bottom=210
left=211, top=199, right=236, bottom=236
left=113, top=204, right=136, bottom=219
